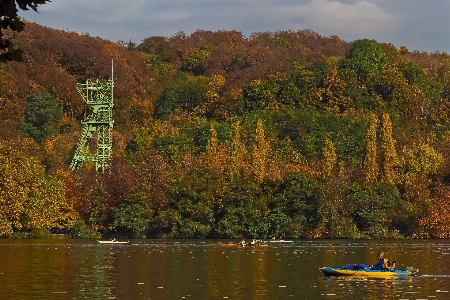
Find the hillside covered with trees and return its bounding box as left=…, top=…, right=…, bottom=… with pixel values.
left=2, top=22, right=450, bottom=239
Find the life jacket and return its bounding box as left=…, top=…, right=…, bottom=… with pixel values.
left=381, top=258, right=389, bottom=269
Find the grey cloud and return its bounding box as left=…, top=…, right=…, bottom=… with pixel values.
left=19, top=0, right=450, bottom=53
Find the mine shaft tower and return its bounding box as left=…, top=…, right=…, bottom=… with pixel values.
left=70, top=66, right=114, bottom=172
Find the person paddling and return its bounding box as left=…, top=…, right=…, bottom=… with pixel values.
left=238, top=238, right=246, bottom=246
left=372, top=252, right=390, bottom=270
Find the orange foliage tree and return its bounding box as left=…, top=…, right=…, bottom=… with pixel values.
left=418, top=187, right=450, bottom=238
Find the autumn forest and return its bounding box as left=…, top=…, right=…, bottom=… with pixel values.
left=1, top=22, right=450, bottom=239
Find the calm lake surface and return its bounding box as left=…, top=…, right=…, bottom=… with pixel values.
left=1, top=239, right=450, bottom=299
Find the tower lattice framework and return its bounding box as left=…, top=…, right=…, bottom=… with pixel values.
left=70, top=77, right=114, bottom=172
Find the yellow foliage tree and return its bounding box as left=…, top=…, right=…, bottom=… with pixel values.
left=206, top=123, right=220, bottom=170
left=380, top=113, right=399, bottom=184
left=399, top=141, right=443, bottom=184
left=374, top=65, right=425, bottom=120
left=132, top=118, right=163, bottom=151
left=0, top=149, right=68, bottom=236
left=252, top=119, right=268, bottom=183
left=229, top=120, right=243, bottom=180
left=322, top=138, right=337, bottom=179
left=318, top=67, right=351, bottom=113
left=363, top=113, right=379, bottom=182
left=195, top=74, right=226, bottom=116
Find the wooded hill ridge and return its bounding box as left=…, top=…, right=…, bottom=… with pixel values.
left=1, top=22, right=450, bottom=239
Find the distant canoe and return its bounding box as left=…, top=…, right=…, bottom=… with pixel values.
left=221, top=243, right=240, bottom=247
left=97, top=240, right=129, bottom=244
left=221, top=243, right=268, bottom=247
left=261, top=240, right=293, bottom=243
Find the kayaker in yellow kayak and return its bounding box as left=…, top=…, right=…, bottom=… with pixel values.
left=372, top=252, right=391, bottom=270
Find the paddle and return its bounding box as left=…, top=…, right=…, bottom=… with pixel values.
left=406, top=266, right=420, bottom=274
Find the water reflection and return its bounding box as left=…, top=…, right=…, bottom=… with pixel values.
left=0, top=239, right=450, bottom=299
left=74, top=246, right=116, bottom=299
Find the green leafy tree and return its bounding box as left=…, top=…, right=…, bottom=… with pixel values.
left=270, top=172, right=324, bottom=238
left=292, top=110, right=366, bottom=164
left=319, top=181, right=362, bottom=238
left=338, top=67, right=373, bottom=110
left=216, top=181, right=262, bottom=238
left=70, top=220, right=101, bottom=239
left=128, top=119, right=163, bottom=153
left=153, top=76, right=209, bottom=117
left=343, top=39, right=388, bottom=77
left=372, top=65, right=425, bottom=120
left=151, top=208, right=182, bottom=238
left=175, top=200, right=214, bottom=238
left=399, top=62, right=438, bottom=100
left=347, top=182, right=405, bottom=238
left=113, top=188, right=154, bottom=238
left=18, top=90, right=63, bottom=142
left=183, top=43, right=214, bottom=75
left=141, top=52, right=174, bottom=79
left=291, top=65, right=322, bottom=109
left=153, top=134, right=192, bottom=166
left=242, top=78, right=278, bottom=111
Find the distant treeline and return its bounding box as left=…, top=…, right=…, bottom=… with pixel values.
left=1, top=23, right=450, bottom=239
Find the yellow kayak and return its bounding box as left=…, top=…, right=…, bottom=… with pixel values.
left=320, top=265, right=418, bottom=278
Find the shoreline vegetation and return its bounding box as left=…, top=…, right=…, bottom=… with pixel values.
left=2, top=23, right=450, bottom=239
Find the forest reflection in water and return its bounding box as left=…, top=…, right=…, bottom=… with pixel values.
left=0, top=239, right=450, bottom=299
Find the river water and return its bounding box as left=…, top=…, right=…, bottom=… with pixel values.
left=1, top=239, right=450, bottom=299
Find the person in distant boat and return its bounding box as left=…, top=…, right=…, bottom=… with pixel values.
left=251, top=239, right=256, bottom=246
left=111, top=238, right=117, bottom=242
left=239, top=238, right=246, bottom=246
left=372, top=252, right=389, bottom=270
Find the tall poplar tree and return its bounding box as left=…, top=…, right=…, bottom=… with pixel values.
left=206, top=123, right=219, bottom=169
left=229, top=120, right=242, bottom=180
left=363, top=113, right=379, bottom=182
left=252, top=119, right=268, bottom=183
left=380, top=113, right=398, bottom=184
left=322, top=138, right=337, bottom=179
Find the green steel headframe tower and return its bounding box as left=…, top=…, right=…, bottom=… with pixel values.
left=70, top=64, right=114, bottom=172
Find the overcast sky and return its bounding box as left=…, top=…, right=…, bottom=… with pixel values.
left=20, top=0, right=450, bottom=54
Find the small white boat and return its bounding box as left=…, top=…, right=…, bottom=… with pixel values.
left=269, top=240, right=293, bottom=243
left=97, top=240, right=129, bottom=244
left=261, top=239, right=293, bottom=243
